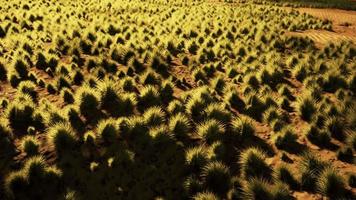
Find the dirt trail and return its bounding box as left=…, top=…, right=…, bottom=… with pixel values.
left=286, top=7, right=356, bottom=46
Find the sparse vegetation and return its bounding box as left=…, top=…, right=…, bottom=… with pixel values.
left=0, top=0, right=355, bottom=199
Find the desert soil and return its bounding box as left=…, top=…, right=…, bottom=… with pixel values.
left=286, top=7, right=356, bottom=46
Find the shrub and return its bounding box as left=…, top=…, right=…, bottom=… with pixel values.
left=96, top=119, right=118, bottom=144
left=243, top=178, right=273, bottom=200
left=48, top=123, right=77, bottom=154
left=201, top=161, right=231, bottom=197
left=169, top=113, right=191, bottom=140
left=197, top=119, right=225, bottom=144
left=239, top=148, right=272, bottom=181
left=317, top=167, right=347, bottom=198
left=21, top=136, right=40, bottom=156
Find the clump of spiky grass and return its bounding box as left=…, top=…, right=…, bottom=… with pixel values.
left=325, top=117, right=345, bottom=141
left=138, top=86, right=161, bottom=111
left=160, top=80, right=174, bottom=103
left=228, top=116, right=255, bottom=142
left=5, top=156, right=63, bottom=199
left=274, top=165, right=299, bottom=190
left=96, top=119, right=118, bottom=144
left=167, top=100, right=185, bottom=115
left=186, top=146, right=210, bottom=174
left=348, top=173, right=356, bottom=188
left=243, top=178, right=274, bottom=200
left=201, top=161, right=231, bottom=197
left=143, top=106, right=165, bottom=127
left=47, top=123, right=77, bottom=154
left=197, top=119, right=225, bottom=144
left=21, top=136, right=40, bottom=156
left=271, top=182, right=292, bottom=200
left=297, top=95, right=317, bottom=122
left=60, top=88, right=74, bottom=104
left=305, top=125, right=331, bottom=147
left=5, top=95, right=37, bottom=133
left=224, top=90, right=245, bottom=112
left=299, top=152, right=329, bottom=191
left=184, top=176, right=203, bottom=197
left=75, top=85, right=100, bottom=120
left=336, top=146, right=354, bottom=163
left=97, top=79, right=123, bottom=116
left=193, top=192, right=218, bottom=200
left=273, top=127, right=298, bottom=151
left=0, top=61, right=7, bottom=81
left=346, top=133, right=356, bottom=151
left=316, top=167, right=347, bottom=198
left=239, top=147, right=272, bottom=181
left=169, top=113, right=191, bottom=141
left=204, top=103, right=231, bottom=124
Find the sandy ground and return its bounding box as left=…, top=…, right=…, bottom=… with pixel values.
left=286, top=7, right=356, bottom=46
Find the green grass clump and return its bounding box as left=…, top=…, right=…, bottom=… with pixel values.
left=239, top=147, right=272, bottom=181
